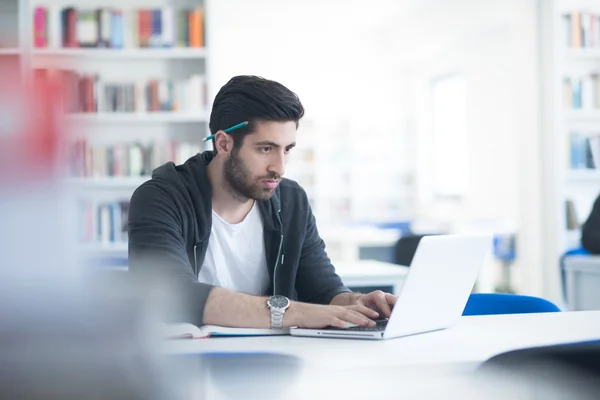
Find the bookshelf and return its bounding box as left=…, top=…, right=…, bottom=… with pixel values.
left=543, top=0, right=600, bottom=262
left=65, top=112, right=208, bottom=123
left=32, top=48, right=207, bottom=59
left=566, top=169, right=600, bottom=182
left=565, top=110, right=600, bottom=120
left=565, top=48, right=600, bottom=60
left=20, top=0, right=209, bottom=255
left=67, top=176, right=151, bottom=188
left=0, top=48, right=21, bottom=55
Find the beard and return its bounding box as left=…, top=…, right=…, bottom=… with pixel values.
left=223, top=150, right=280, bottom=201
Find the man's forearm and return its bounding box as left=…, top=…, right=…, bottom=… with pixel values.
left=330, top=292, right=361, bottom=306
left=202, top=287, right=271, bottom=328
left=202, top=287, right=304, bottom=328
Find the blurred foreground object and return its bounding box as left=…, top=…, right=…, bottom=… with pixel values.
left=0, top=71, right=184, bottom=399
left=0, top=69, right=63, bottom=182
left=476, top=341, right=600, bottom=400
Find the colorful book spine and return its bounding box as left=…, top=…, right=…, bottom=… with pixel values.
left=33, top=6, right=47, bottom=48
left=36, top=6, right=206, bottom=49
left=570, top=132, right=600, bottom=169
left=189, top=7, right=204, bottom=48
left=564, top=11, right=600, bottom=48
left=34, top=68, right=206, bottom=113
left=78, top=200, right=130, bottom=245
left=110, top=10, right=124, bottom=49
left=150, top=9, right=162, bottom=47
left=563, top=74, right=600, bottom=110
left=69, top=138, right=202, bottom=178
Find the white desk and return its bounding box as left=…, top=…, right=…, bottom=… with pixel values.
left=334, top=259, right=409, bottom=295
left=163, top=311, right=600, bottom=399
left=163, top=311, right=600, bottom=368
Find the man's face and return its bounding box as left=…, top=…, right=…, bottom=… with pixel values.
left=223, top=121, right=297, bottom=201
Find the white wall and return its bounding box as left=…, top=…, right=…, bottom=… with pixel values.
left=408, top=0, right=543, bottom=296
left=413, top=26, right=519, bottom=225
left=206, top=0, right=412, bottom=120
left=409, top=26, right=520, bottom=292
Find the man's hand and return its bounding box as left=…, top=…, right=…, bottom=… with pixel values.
left=331, top=290, right=397, bottom=318
left=356, top=290, right=397, bottom=318
left=285, top=302, right=378, bottom=329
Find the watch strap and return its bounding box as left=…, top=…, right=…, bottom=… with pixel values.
left=270, top=308, right=284, bottom=329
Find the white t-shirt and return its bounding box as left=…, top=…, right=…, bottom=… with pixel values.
left=198, top=202, right=270, bottom=295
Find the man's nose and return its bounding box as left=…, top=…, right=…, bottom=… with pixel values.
left=268, top=151, right=285, bottom=177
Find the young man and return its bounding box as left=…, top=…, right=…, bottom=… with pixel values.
left=582, top=193, right=600, bottom=254
left=128, top=75, right=396, bottom=330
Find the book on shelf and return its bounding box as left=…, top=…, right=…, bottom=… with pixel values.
left=34, top=6, right=47, bottom=48
left=563, top=11, right=600, bottom=49
left=78, top=199, right=130, bottom=245
left=565, top=199, right=580, bottom=230
left=163, top=323, right=290, bottom=339
left=570, top=132, right=600, bottom=170
left=32, top=5, right=204, bottom=49
left=563, top=74, right=600, bottom=110
left=34, top=68, right=206, bottom=114
left=69, top=138, right=202, bottom=178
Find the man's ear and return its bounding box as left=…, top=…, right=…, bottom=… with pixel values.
left=214, top=131, right=233, bottom=157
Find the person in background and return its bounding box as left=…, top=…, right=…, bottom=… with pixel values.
left=581, top=193, right=600, bottom=254
left=128, top=75, right=396, bottom=330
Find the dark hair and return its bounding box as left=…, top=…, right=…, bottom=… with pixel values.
left=209, top=75, right=305, bottom=153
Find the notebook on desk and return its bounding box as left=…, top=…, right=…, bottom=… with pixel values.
left=162, top=323, right=290, bottom=339
left=290, top=234, right=493, bottom=340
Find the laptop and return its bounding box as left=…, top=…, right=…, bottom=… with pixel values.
left=290, top=234, right=492, bottom=340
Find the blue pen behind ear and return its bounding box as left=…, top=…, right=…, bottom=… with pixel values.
left=203, top=121, right=249, bottom=142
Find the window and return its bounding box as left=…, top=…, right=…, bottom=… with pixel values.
left=431, top=74, right=468, bottom=197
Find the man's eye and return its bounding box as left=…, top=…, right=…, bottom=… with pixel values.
left=284, top=147, right=293, bottom=154
left=261, top=146, right=271, bottom=153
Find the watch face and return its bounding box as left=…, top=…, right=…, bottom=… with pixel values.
left=268, top=295, right=289, bottom=309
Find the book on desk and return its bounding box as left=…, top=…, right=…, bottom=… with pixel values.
left=162, top=323, right=289, bottom=339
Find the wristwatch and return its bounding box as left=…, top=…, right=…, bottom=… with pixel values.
left=267, top=295, right=290, bottom=329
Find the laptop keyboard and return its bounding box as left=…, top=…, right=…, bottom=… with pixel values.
left=338, top=319, right=389, bottom=332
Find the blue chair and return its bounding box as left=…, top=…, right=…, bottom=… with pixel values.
left=462, top=293, right=561, bottom=316
left=563, top=247, right=591, bottom=257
